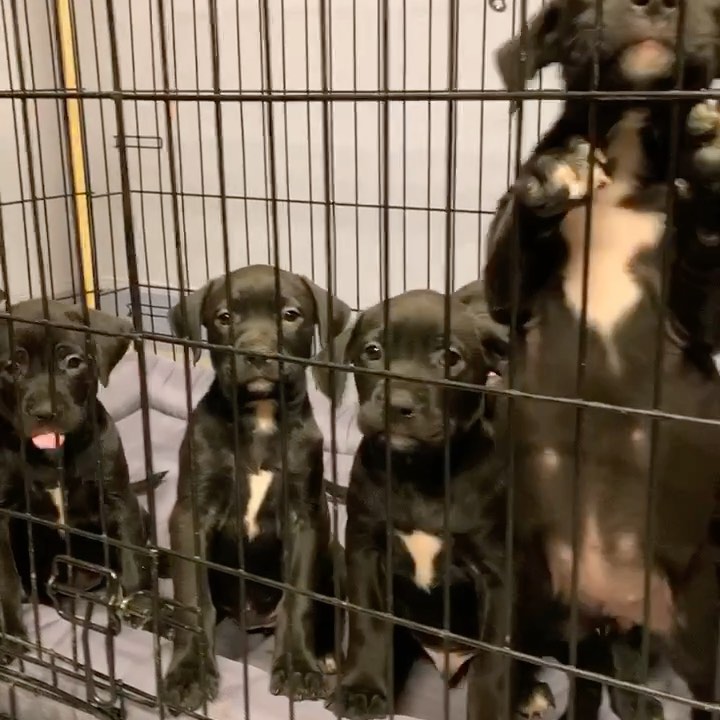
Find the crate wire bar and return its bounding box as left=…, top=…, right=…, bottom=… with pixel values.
left=0, top=1, right=716, bottom=720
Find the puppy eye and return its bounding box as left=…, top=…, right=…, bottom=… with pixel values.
left=441, top=347, right=463, bottom=369
left=363, top=342, right=383, bottom=361
left=216, top=310, right=231, bottom=326
left=282, top=307, right=301, bottom=322
left=65, top=355, right=83, bottom=370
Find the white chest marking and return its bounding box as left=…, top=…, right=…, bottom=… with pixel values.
left=245, top=469, right=273, bottom=540
left=50, top=487, right=66, bottom=537
left=561, top=111, right=663, bottom=353
left=422, top=645, right=475, bottom=679
left=396, top=530, right=442, bottom=592
left=254, top=400, right=276, bottom=435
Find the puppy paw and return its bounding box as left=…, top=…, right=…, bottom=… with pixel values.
left=331, top=684, right=389, bottom=720
left=687, top=101, right=720, bottom=185
left=518, top=137, right=609, bottom=217
left=320, top=653, right=339, bottom=674
left=162, top=654, right=219, bottom=715
left=623, top=694, right=665, bottom=720
left=270, top=655, right=327, bottom=701
left=517, top=682, right=556, bottom=720
left=0, top=628, right=29, bottom=665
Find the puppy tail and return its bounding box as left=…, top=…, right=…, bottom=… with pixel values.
left=130, top=470, right=168, bottom=495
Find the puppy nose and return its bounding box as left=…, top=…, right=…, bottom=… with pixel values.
left=247, top=353, right=269, bottom=367
left=25, top=398, right=54, bottom=423
left=388, top=389, right=416, bottom=419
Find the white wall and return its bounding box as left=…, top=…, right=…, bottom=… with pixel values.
left=0, top=1, right=79, bottom=302
left=0, top=1, right=563, bottom=308
left=71, top=0, right=562, bottom=311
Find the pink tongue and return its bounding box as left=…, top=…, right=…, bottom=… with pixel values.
left=31, top=433, right=64, bottom=450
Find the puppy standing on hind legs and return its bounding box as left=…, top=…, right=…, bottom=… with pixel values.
left=160, top=265, right=350, bottom=714
left=314, top=288, right=519, bottom=720
left=483, top=1, right=720, bottom=718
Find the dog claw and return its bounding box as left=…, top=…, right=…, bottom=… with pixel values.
left=629, top=696, right=665, bottom=720
left=688, top=100, right=720, bottom=137
left=320, top=653, right=338, bottom=674
left=270, top=659, right=327, bottom=701
left=331, top=684, right=389, bottom=720
left=688, top=101, right=720, bottom=184
left=162, top=656, right=219, bottom=714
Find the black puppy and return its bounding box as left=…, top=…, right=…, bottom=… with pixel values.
left=314, top=289, right=511, bottom=720
left=0, top=299, right=152, bottom=661
left=484, top=1, right=720, bottom=718
left=161, top=264, right=351, bottom=713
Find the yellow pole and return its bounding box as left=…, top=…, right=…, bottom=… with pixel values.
left=55, top=0, right=96, bottom=309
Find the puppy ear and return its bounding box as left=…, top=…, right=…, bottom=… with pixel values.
left=496, top=0, right=563, bottom=105
left=76, top=308, right=133, bottom=387
left=300, top=275, right=352, bottom=346
left=454, top=279, right=509, bottom=375
left=311, top=313, right=363, bottom=404
left=168, top=282, right=213, bottom=365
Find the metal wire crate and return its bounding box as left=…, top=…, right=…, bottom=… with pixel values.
left=0, top=0, right=718, bottom=719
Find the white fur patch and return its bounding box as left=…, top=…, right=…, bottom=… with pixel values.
left=620, top=41, right=674, bottom=84
left=50, top=487, right=66, bottom=537
left=549, top=150, right=608, bottom=200
left=422, top=645, right=475, bottom=680
left=561, top=111, right=664, bottom=366
left=540, top=447, right=560, bottom=472
left=396, top=530, right=442, bottom=592
left=546, top=509, right=674, bottom=635
left=321, top=654, right=338, bottom=674
left=245, top=470, right=273, bottom=540
left=519, top=685, right=554, bottom=719
left=254, top=400, right=276, bottom=434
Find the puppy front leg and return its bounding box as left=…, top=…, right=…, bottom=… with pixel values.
left=270, top=515, right=327, bottom=701
left=466, top=648, right=521, bottom=720
left=110, top=491, right=150, bottom=594
left=161, top=501, right=219, bottom=715
left=671, top=101, right=720, bottom=352
left=334, top=548, right=390, bottom=720
left=485, top=122, right=606, bottom=327
left=0, top=517, right=28, bottom=664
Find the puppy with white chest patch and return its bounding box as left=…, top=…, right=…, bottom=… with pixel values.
left=485, top=1, right=720, bottom=718
left=161, top=265, right=351, bottom=714
left=0, top=299, right=155, bottom=662
left=314, top=289, right=512, bottom=720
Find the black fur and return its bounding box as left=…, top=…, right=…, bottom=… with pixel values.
left=161, top=265, right=351, bottom=714
left=484, top=2, right=720, bottom=718
left=0, top=299, right=152, bottom=663
left=315, top=290, right=516, bottom=720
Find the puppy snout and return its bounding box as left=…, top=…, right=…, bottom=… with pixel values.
left=247, top=352, right=271, bottom=368
left=388, top=389, right=417, bottom=420
left=24, top=396, right=54, bottom=423
left=242, top=350, right=280, bottom=376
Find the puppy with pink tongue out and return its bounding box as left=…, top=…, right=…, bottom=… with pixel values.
left=31, top=432, right=64, bottom=452
left=0, top=299, right=153, bottom=663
